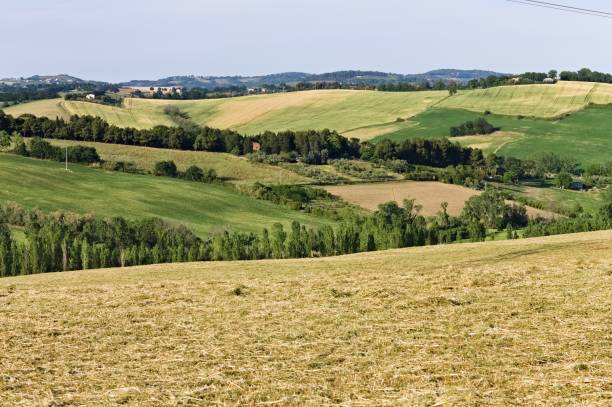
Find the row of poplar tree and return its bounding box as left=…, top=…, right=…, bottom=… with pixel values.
left=2, top=190, right=611, bottom=278
left=0, top=193, right=514, bottom=278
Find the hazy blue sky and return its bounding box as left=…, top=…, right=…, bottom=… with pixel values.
left=2, top=0, right=612, bottom=82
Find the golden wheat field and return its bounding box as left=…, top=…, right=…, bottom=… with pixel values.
left=439, top=81, right=612, bottom=118
left=0, top=231, right=610, bottom=405
left=325, top=181, right=557, bottom=218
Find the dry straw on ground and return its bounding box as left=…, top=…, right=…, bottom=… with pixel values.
left=1, top=231, right=611, bottom=405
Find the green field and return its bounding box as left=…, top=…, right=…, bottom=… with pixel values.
left=42, top=139, right=311, bottom=185
left=1, top=230, right=610, bottom=405
left=372, top=105, right=612, bottom=164
left=0, top=154, right=331, bottom=235
left=494, top=182, right=603, bottom=214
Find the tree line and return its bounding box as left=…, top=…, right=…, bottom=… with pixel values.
left=13, top=136, right=100, bottom=164
left=0, top=190, right=543, bottom=278
left=0, top=111, right=483, bottom=168
left=559, top=68, right=612, bottom=84
left=2, top=186, right=611, bottom=278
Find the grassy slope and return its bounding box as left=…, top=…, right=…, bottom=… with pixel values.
left=495, top=182, right=603, bottom=214
left=0, top=154, right=331, bottom=235
left=373, top=105, right=612, bottom=165
left=439, top=81, right=612, bottom=117
left=42, top=139, right=310, bottom=185
left=1, top=231, right=610, bottom=405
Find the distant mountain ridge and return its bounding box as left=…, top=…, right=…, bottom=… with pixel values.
left=0, top=74, right=88, bottom=86
left=1, top=69, right=509, bottom=88
left=120, top=69, right=509, bottom=89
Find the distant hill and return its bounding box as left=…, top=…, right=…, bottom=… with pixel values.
left=121, top=69, right=509, bottom=89
left=0, top=74, right=88, bottom=86
left=0, top=70, right=508, bottom=88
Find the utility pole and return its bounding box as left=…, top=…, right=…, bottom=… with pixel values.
left=65, top=146, right=68, bottom=171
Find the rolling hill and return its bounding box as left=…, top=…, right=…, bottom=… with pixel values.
left=6, top=81, right=612, bottom=137
left=0, top=154, right=330, bottom=235
left=371, top=104, right=612, bottom=164
left=5, top=81, right=612, bottom=164
left=0, top=230, right=610, bottom=405
left=4, top=89, right=449, bottom=133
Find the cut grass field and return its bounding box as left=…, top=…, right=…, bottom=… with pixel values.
left=325, top=181, right=558, bottom=218
left=1, top=230, right=610, bottom=405
left=373, top=104, right=612, bottom=164
left=42, top=139, right=311, bottom=185
left=0, top=154, right=331, bottom=235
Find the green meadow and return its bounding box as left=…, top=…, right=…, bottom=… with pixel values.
left=372, top=105, right=612, bottom=165
left=0, top=154, right=332, bottom=236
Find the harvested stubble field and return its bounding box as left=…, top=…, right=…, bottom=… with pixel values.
left=325, top=180, right=557, bottom=218
left=0, top=231, right=611, bottom=405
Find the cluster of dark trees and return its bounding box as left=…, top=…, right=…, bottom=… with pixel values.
left=450, top=118, right=497, bottom=137
left=250, top=184, right=331, bottom=210
left=559, top=68, right=612, bottom=84
left=0, top=84, right=67, bottom=104
left=360, top=138, right=482, bottom=168
left=153, top=160, right=218, bottom=183
left=14, top=136, right=100, bottom=164
left=0, top=190, right=538, bottom=277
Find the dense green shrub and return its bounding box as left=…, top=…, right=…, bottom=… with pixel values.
left=450, top=118, right=497, bottom=137
left=153, top=160, right=178, bottom=177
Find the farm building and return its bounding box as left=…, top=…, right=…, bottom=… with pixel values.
left=85, top=94, right=96, bottom=100
left=570, top=181, right=591, bottom=191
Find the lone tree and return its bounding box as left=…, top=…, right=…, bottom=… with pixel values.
left=548, top=69, right=558, bottom=80
left=554, top=171, right=572, bottom=189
